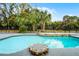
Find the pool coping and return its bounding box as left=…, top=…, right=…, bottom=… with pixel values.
left=0, top=33, right=37, bottom=40
left=0, top=33, right=79, bottom=40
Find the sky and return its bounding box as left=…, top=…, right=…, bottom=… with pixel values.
left=31, top=3, right=79, bottom=21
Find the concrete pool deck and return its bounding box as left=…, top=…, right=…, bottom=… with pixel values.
left=1, top=48, right=79, bottom=56
left=0, top=33, right=79, bottom=56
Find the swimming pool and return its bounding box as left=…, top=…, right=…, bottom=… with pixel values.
left=0, top=35, right=79, bottom=54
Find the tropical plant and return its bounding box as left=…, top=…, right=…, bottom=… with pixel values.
left=0, top=3, right=79, bottom=33
left=19, top=25, right=27, bottom=33
left=39, top=10, right=51, bottom=31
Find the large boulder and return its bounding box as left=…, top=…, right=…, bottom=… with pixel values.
left=29, top=44, right=48, bottom=56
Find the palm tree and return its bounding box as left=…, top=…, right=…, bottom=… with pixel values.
left=0, top=3, right=8, bottom=19
left=29, top=8, right=39, bottom=31
left=0, top=3, right=8, bottom=31
left=14, top=3, right=32, bottom=32
left=19, top=3, right=31, bottom=12
left=40, top=10, right=51, bottom=31
left=63, top=15, right=70, bottom=22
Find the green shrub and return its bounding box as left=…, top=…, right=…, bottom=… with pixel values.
left=19, top=25, right=27, bottom=33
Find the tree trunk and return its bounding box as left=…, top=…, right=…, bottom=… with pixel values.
left=76, top=29, right=77, bottom=32
left=33, top=24, right=35, bottom=32
left=42, top=22, right=45, bottom=31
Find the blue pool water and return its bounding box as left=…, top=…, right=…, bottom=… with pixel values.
left=0, top=35, right=79, bottom=54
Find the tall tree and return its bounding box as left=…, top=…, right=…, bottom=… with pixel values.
left=63, top=15, right=70, bottom=22
left=29, top=8, right=39, bottom=31
left=40, top=10, right=51, bottom=31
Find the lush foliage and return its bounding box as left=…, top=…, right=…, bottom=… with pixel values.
left=0, top=3, right=79, bottom=32
left=19, top=25, right=27, bottom=33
